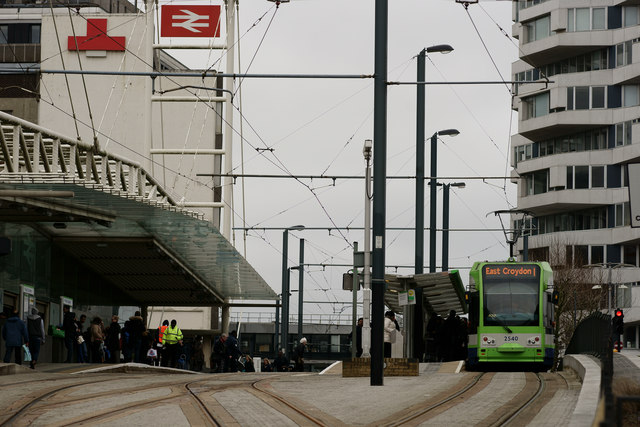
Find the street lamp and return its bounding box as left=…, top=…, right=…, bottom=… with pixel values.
left=363, top=139, right=372, bottom=358
left=282, top=225, right=304, bottom=359
left=440, top=182, right=465, bottom=271
left=415, top=44, right=454, bottom=275
left=428, top=129, right=459, bottom=273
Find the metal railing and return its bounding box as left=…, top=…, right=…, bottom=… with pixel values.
left=230, top=312, right=355, bottom=326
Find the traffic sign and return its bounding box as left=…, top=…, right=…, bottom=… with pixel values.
left=161, top=5, right=221, bottom=38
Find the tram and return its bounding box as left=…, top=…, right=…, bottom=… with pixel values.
left=466, top=259, right=555, bottom=371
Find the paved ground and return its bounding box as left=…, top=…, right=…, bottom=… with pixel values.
left=0, top=361, right=589, bottom=426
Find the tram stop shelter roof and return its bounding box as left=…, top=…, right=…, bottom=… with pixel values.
left=384, top=271, right=467, bottom=316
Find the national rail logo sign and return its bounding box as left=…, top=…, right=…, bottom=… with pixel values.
left=161, top=5, right=221, bottom=38
left=68, top=19, right=126, bottom=51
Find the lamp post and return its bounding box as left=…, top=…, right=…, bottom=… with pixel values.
left=415, top=44, right=454, bottom=276
left=362, top=139, right=373, bottom=358
left=440, top=182, right=465, bottom=271
left=588, top=262, right=633, bottom=317
left=282, top=225, right=304, bottom=359
left=427, top=129, right=459, bottom=273
left=297, top=238, right=304, bottom=344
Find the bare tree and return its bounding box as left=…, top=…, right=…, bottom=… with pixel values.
left=528, top=236, right=602, bottom=371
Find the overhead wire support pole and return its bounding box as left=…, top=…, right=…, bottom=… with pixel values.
left=371, top=0, right=388, bottom=387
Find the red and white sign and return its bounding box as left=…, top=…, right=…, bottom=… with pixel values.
left=68, top=19, right=125, bottom=51
left=161, top=5, right=221, bottom=38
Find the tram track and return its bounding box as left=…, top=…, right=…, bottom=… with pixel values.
left=491, top=372, right=545, bottom=426
left=379, top=372, right=489, bottom=427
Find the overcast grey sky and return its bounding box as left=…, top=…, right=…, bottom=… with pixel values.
left=166, top=0, right=519, bottom=316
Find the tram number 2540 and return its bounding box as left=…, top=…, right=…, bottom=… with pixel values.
left=504, top=336, right=519, bottom=342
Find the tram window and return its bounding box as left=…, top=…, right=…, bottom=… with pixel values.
left=482, top=272, right=540, bottom=327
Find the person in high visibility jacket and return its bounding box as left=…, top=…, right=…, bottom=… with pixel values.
left=164, top=319, right=183, bottom=368
left=157, top=320, right=169, bottom=367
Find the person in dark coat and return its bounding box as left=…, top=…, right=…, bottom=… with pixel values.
left=127, top=311, right=146, bottom=363
left=274, top=349, right=289, bottom=372
left=105, top=315, right=121, bottom=363
left=63, top=311, right=78, bottom=363
left=294, top=337, right=307, bottom=372
left=210, top=333, right=227, bottom=373
left=441, top=310, right=460, bottom=362
left=225, top=330, right=242, bottom=372
left=2, top=308, right=29, bottom=364
left=190, top=335, right=205, bottom=372
left=26, top=308, right=45, bottom=369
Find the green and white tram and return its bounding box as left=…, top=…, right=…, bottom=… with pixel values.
left=466, top=259, right=555, bottom=371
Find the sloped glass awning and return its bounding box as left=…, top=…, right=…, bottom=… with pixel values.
left=0, top=181, right=275, bottom=305
left=384, top=271, right=467, bottom=316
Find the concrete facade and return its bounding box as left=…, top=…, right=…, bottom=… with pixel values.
left=511, top=1, right=640, bottom=344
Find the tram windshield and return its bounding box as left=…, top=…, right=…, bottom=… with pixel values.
left=482, top=264, right=540, bottom=327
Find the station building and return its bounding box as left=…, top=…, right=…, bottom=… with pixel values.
left=511, top=0, right=640, bottom=347
left=0, top=0, right=275, bottom=364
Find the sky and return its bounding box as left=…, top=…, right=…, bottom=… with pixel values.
left=164, top=0, right=520, bottom=319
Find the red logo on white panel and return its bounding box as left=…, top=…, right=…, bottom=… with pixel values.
left=161, top=5, right=221, bottom=38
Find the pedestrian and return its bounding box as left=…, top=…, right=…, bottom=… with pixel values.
left=262, top=357, right=273, bottom=372
left=190, top=335, right=205, bottom=372
left=210, top=333, right=227, bottom=372
left=274, top=348, right=289, bottom=372
left=2, top=308, right=28, bottom=365
left=225, top=330, right=242, bottom=372
left=383, top=311, right=397, bottom=358
left=294, top=337, right=307, bottom=372
left=157, top=320, right=169, bottom=366
left=26, top=308, right=45, bottom=369
left=243, top=354, right=255, bottom=372
left=89, top=317, right=105, bottom=363
left=355, top=318, right=363, bottom=357
left=62, top=311, right=77, bottom=363
left=77, top=314, right=88, bottom=363
left=442, top=310, right=459, bottom=362
left=105, top=315, right=121, bottom=363
left=163, top=319, right=183, bottom=368
left=127, top=311, right=146, bottom=363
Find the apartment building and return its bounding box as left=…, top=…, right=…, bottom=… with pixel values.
left=510, top=0, right=640, bottom=347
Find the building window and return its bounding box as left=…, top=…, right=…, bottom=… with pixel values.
left=591, top=246, right=604, bottom=264
left=615, top=202, right=631, bottom=227
left=525, top=15, right=551, bottom=43
left=567, top=86, right=607, bottom=110
left=623, top=85, right=640, bottom=107
left=624, top=6, right=639, bottom=28
left=568, top=8, right=607, bottom=31
left=523, top=92, right=549, bottom=119
left=624, top=245, right=637, bottom=266
left=575, top=165, right=589, bottom=189
left=592, top=166, right=605, bottom=188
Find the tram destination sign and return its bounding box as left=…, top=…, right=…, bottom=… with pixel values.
left=629, top=163, right=640, bottom=228
left=483, top=264, right=538, bottom=278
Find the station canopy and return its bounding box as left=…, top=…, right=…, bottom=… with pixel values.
left=0, top=181, right=276, bottom=306
left=384, top=271, right=467, bottom=317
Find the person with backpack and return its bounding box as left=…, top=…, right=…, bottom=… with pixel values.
left=210, top=333, right=227, bottom=373
left=27, top=308, right=45, bottom=369
left=2, top=308, right=28, bottom=365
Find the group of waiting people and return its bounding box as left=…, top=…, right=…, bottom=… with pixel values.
left=1, top=307, right=45, bottom=369
left=210, top=333, right=308, bottom=373
left=425, top=310, right=468, bottom=362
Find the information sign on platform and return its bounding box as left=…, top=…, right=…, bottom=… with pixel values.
left=161, top=5, right=221, bottom=38
left=629, top=163, right=640, bottom=228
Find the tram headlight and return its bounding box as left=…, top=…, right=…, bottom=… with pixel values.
left=527, top=336, right=541, bottom=345
left=482, top=335, right=496, bottom=346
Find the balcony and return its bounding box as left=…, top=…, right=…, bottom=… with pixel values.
left=0, top=43, right=39, bottom=63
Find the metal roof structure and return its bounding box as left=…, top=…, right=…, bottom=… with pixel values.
left=0, top=111, right=275, bottom=306
left=384, top=271, right=467, bottom=316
